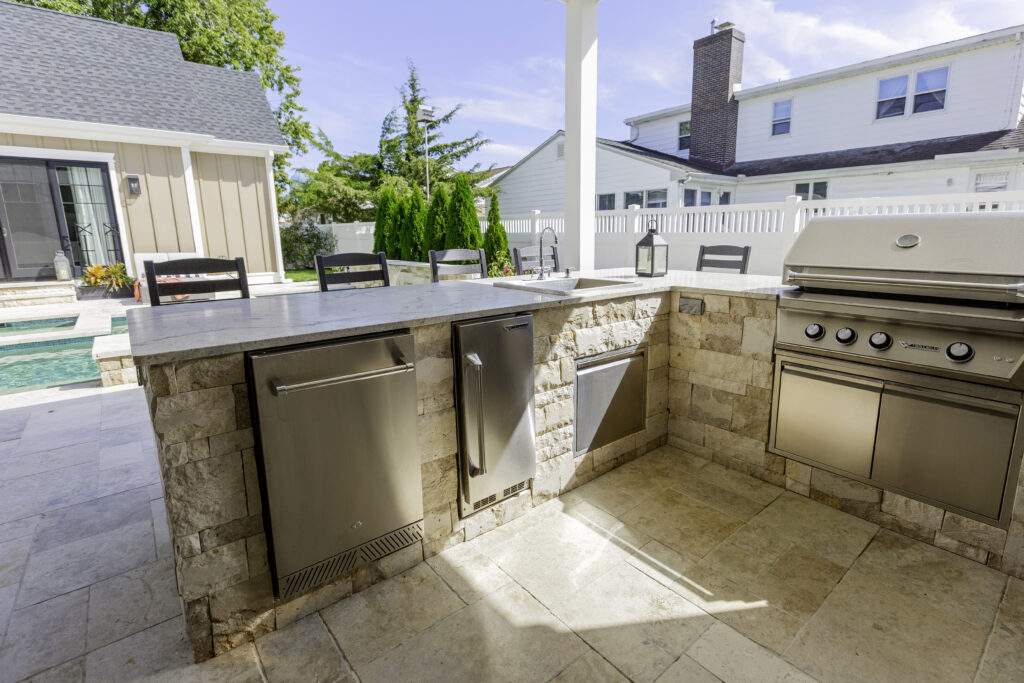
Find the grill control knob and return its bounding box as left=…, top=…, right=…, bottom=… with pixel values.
left=835, top=327, right=857, bottom=345
left=946, top=342, right=974, bottom=363
left=804, top=323, right=825, bottom=341
left=869, top=332, right=892, bottom=350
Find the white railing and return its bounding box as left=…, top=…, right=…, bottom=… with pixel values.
left=316, top=190, right=1024, bottom=276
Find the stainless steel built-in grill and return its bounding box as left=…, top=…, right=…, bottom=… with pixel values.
left=770, top=212, right=1024, bottom=528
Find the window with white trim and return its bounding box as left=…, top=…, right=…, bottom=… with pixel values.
left=596, top=193, right=615, bottom=210
left=719, top=191, right=731, bottom=205
left=700, top=190, right=712, bottom=206
left=678, top=121, right=691, bottom=151
left=771, top=100, right=791, bottom=136
left=645, top=189, right=668, bottom=208
left=913, top=67, right=948, bottom=113
left=795, top=181, right=828, bottom=200
left=974, top=171, right=1008, bottom=193
left=876, top=75, right=908, bottom=119
left=624, top=190, right=644, bottom=208
left=683, top=189, right=696, bottom=207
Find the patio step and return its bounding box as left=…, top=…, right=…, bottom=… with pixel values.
left=0, top=280, right=77, bottom=308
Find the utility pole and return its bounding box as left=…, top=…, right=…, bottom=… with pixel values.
left=417, top=105, right=435, bottom=200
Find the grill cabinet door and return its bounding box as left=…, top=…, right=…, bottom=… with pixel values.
left=774, top=364, right=882, bottom=477
left=872, top=385, right=1018, bottom=520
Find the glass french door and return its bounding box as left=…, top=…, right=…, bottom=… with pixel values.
left=0, top=160, right=65, bottom=280
left=0, top=158, right=122, bottom=280
left=53, top=164, right=122, bottom=269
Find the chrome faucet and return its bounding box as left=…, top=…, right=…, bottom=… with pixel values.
left=538, top=226, right=558, bottom=280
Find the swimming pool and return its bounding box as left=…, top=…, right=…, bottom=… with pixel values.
left=0, top=316, right=128, bottom=394
left=0, top=316, right=77, bottom=335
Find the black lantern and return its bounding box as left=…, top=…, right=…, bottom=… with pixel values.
left=635, top=223, right=668, bottom=277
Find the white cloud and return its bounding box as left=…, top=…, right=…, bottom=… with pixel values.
left=717, top=0, right=1020, bottom=88
left=482, top=142, right=536, bottom=164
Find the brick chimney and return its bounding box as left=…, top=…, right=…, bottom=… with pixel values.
left=689, top=26, right=744, bottom=169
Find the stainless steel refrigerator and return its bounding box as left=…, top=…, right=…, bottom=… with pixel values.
left=453, top=314, right=536, bottom=516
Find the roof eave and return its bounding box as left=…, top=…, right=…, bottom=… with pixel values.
left=0, top=112, right=288, bottom=153
left=623, top=104, right=692, bottom=126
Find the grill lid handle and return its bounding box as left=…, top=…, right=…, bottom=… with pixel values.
left=786, top=270, right=1024, bottom=298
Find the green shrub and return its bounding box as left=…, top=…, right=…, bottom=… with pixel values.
left=373, top=186, right=399, bottom=255
left=399, top=186, right=427, bottom=261
left=445, top=174, right=482, bottom=250
left=281, top=217, right=338, bottom=269
left=425, top=184, right=450, bottom=252
left=481, top=194, right=509, bottom=267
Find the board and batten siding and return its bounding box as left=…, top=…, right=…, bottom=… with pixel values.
left=735, top=41, right=1024, bottom=162
left=496, top=133, right=677, bottom=214
left=631, top=116, right=690, bottom=157
left=0, top=133, right=196, bottom=259
left=190, top=152, right=275, bottom=273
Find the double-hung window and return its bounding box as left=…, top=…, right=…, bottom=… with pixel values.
left=645, top=189, right=668, bottom=208
left=876, top=76, right=908, bottom=119
left=913, top=67, right=948, bottom=113
left=624, top=191, right=644, bottom=208
left=596, top=193, right=615, bottom=210
left=678, top=121, right=691, bottom=151
left=795, top=181, right=828, bottom=200
left=772, top=100, right=791, bottom=135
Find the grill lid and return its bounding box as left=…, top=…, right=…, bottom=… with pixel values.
left=784, top=213, right=1024, bottom=303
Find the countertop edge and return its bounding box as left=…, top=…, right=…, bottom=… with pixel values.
left=130, top=279, right=788, bottom=366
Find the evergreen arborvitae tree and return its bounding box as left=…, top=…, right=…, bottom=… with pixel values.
left=373, top=186, right=398, bottom=254
left=387, top=193, right=406, bottom=258
left=445, top=175, right=482, bottom=250
left=481, top=194, right=509, bottom=265
left=425, top=184, right=450, bottom=252
left=399, top=186, right=427, bottom=261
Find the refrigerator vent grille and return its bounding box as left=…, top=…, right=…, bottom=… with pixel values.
left=278, top=520, right=423, bottom=599
left=503, top=481, right=527, bottom=497
left=473, top=493, right=497, bottom=510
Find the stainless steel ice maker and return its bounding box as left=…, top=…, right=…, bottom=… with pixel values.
left=247, top=332, right=423, bottom=599
left=453, top=315, right=536, bottom=516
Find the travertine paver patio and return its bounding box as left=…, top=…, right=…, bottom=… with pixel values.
left=0, top=387, right=1022, bottom=682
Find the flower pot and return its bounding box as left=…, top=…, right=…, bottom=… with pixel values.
left=76, top=284, right=134, bottom=300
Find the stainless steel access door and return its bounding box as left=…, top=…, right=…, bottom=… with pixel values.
left=872, top=384, right=1019, bottom=520
left=773, top=364, right=882, bottom=477
left=248, top=332, right=422, bottom=598
left=575, top=348, right=647, bottom=454
left=454, top=314, right=536, bottom=516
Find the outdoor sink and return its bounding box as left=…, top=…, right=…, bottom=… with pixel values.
left=493, top=276, right=640, bottom=295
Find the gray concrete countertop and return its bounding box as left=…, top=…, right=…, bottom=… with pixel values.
left=127, top=269, right=785, bottom=365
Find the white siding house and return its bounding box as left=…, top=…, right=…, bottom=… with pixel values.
left=494, top=23, right=1024, bottom=213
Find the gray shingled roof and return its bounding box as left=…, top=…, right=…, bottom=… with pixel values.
left=726, top=121, right=1024, bottom=177
left=598, top=137, right=727, bottom=174
left=0, top=1, right=284, bottom=146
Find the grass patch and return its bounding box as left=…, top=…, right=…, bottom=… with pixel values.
left=285, top=269, right=318, bottom=282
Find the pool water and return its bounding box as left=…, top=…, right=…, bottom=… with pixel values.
left=0, top=316, right=129, bottom=394
left=0, top=316, right=77, bottom=335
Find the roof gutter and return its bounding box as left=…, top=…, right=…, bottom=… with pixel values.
left=0, top=112, right=287, bottom=154
left=623, top=104, right=692, bottom=126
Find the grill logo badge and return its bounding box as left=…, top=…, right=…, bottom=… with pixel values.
left=898, top=340, right=940, bottom=352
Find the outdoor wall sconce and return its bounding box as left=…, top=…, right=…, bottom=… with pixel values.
left=635, top=222, right=668, bottom=277
left=126, top=175, right=142, bottom=195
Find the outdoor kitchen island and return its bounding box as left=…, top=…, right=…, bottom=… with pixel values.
left=126, top=268, right=1024, bottom=664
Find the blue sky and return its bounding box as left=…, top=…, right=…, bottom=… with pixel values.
left=270, top=0, right=1023, bottom=172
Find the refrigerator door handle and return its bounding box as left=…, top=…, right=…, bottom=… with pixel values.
left=464, top=352, right=488, bottom=476
left=270, top=359, right=415, bottom=396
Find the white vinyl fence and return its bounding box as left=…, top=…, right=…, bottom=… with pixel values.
left=318, top=191, right=1024, bottom=276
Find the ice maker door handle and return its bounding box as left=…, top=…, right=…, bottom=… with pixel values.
left=464, top=352, right=488, bottom=476
left=270, top=360, right=415, bottom=396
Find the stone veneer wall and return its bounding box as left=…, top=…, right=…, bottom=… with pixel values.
left=666, top=291, right=1024, bottom=579
left=139, top=292, right=670, bottom=661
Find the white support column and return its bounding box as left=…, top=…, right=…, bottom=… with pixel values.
left=265, top=150, right=286, bottom=282
left=180, top=145, right=205, bottom=257
left=563, top=0, right=599, bottom=271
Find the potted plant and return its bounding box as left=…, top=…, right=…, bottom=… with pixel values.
left=76, top=263, right=136, bottom=299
